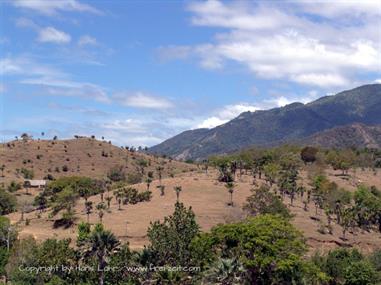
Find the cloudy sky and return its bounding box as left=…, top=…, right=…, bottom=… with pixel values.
left=1, top=0, right=380, bottom=146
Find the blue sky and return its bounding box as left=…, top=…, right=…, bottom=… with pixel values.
left=1, top=0, right=380, bottom=146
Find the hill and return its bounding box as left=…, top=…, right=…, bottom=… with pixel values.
left=149, top=84, right=381, bottom=160
left=0, top=137, right=194, bottom=184
left=298, top=123, right=381, bottom=149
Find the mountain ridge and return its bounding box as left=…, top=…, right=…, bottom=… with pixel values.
left=149, top=84, right=381, bottom=160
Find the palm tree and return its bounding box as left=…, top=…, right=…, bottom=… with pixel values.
left=96, top=203, right=107, bottom=223
left=146, top=177, right=152, bottom=191
left=156, top=166, right=164, bottom=184
left=85, top=201, right=93, bottom=223
left=203, top=258, right=244, bottom=284
left=23, top=180, right=31, bottom=195
left=0, top=164, right=5, bottom=177
left=105, top=196, right=112, bottom=209
left=113, top=190, right=124, bottom=210
left=225, top=182, right=235, bottom=206
left=174, top=186, right=182, bottom=202
left=157, top=185, right=165, bottom=196
left=83, top=226, right=120, bottom=285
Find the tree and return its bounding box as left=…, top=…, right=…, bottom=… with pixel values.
left=301, top=146, right=318, bottom=164
left=105, top=196, right=112, bottom=209
left=0, top=217, right=17, bottom=252
left=225, top=182, right=235, bottom=206
left=156, top=185, right=165, bottom=196
left=82, top=224, right=120, bottom=285
left=113, top=189, right=125, bottom=210
left=23, top=180, right=31, bottom=195
left=147, top=202, right=199, bottom=267
left=174, top=186, right=182, bottom=202
left=107, top=166, right=126, bottom=182
left=0, top=164, right=5, bottom=177
left=156, top=166, right=164, bottom=184
left=34, top=193, right=47, bottom=213
left=96, top=202, right=107, bottom=223
left=204, top=215, right=308, bottom=284
left=85, top=201, right=93, bottom=223
left=244, top=185, right=291, bottom=219
left=0, top=188, right=17, bottom=215
left=145, top=177, right=152, bottom=191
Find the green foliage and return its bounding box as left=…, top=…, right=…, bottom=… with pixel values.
left=107, top=165, right=126, bottom=182
left=301, top=146, right=319, bottom=164
left=126, top=172, right=143, bottom=184
left=312, top=248, right=379, bottom=285
left=204, top=215, right=308, bottom=284
left=20, top=168, right=34, bottom=179
left=353, top=186, right=381, bottom=231
left=77, top=222, right=91, bottom=246
left=244, top=185, right=292, bottom=219
left=0, top=188, right=17, bottom=215
left=7, top=181, right=21, bottom=192
left=147, top=202, right=199, bottom=266
left=344, top=260, right=377, bottom=285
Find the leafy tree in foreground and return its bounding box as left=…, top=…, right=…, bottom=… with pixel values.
left=195, top=215, right=322, bottom=284
left=147, top=202, right=199, bottom=267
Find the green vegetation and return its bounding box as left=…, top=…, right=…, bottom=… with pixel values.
left=0, top=188, right=17, bottom=215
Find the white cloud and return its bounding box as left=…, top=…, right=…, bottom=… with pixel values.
left=196, top=89, right=322, bottom=129
left=0, top=56, right=110, bottom=103
left=37, top=27, right=71, bottom=44
left=12, top=0, right=101, bottom=16
left=113, top=92, right=174, bottom=109
left=375, top=79, right=381, bottom=84
left=78, top=35, right=97, bottom=46
left=197, top=103, right=260, bottom=128
left=161, top=0, right=381, bottom=88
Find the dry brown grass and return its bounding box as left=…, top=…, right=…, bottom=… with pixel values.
left=7, top=167, right=381, bottom=253
left=0, top=138, right=195, bottom=185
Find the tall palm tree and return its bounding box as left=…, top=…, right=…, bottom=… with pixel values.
left=105, top=196, right=112, bottom=209
left=96, top=203, right=107, bottom=223
left=113, top=190, right=124, bottom=210
left=225, top=182, right=235, bottom=206
left=83, top=226, right=120, bottom=285
left=85, top=201, right=93, bottom=223
left=146, top=177, right=152, bottom=191
left=157, top=185, right=165, bottom=196
left=23, top=180, right=31, bottom=195
left=174, top=186, right=182, bottom=203
left=156, top=166, right=164, bottom=184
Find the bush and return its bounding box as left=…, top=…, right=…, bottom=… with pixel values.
left=0, top=189, right=17, bottom=215
left=126, top=172, right=142, bottom=184
left=107, top=166, right=126, bottom=182
left=7, top=181, right=21, bottom=192
left=244, top=185, right=292, bottom=219
left=20, top=168, right=34, bottom=179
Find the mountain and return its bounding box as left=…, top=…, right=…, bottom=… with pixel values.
left=149, top=84, right=381, bottom=160
left=297, top=123, right=381, bottom=149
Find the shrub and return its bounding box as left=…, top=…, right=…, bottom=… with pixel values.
left=244, top=185, right=292, bottom=219
left=20, top=168, right=34, bottom=179
left=126, top=172, right=142, bottom=184
left=107, top=166, right=126, bottom=182
left=0, top=189, right=17, bottom=215
left=7, top=181, right=21, bottom=192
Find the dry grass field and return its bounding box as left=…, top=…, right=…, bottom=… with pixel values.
left=6, top=167, right=381, bottom=253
